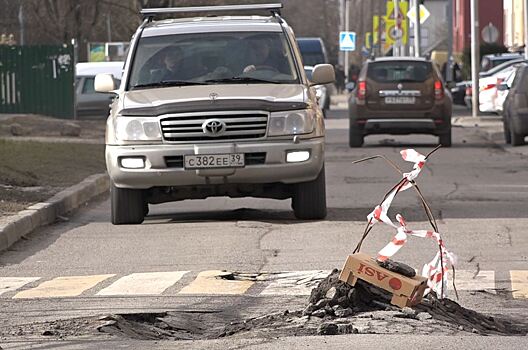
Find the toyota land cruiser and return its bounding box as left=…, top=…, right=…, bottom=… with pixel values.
left=95, top=4, right=335, bottom=224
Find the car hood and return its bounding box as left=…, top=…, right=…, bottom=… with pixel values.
left=119, top=84, right=308, bottom=116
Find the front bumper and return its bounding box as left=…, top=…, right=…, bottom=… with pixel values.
left=106, top=138, right=324, bottom=189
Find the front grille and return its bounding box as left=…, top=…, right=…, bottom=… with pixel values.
left=160, top=113, right=268, bottom=142
left=164, top=152, right=266, bottom=169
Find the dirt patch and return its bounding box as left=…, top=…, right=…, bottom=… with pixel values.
left=0, top=138, right=106, bottom=216
left=0, top=114, right=106, bottom=140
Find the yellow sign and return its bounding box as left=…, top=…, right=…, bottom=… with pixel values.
left=385, top=1, right=409, bottom=45
left=365, top=32, right=372, bottom=49
left=373, top=16, right=380, bottom=45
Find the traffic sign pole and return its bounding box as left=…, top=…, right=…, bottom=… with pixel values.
left=393, top=0, right=399, bottom=56
left=414, top=0, right=421, bottom=57
left=345, top=0, right=350, bottom=83
left=471, top=0, right=480, bottom=118
left=447, top=0, right=454, bottom=82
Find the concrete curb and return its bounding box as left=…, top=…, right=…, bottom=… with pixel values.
left=0, top=173, right=110, bottom=252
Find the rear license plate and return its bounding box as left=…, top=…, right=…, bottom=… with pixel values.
left=385, top=97, right=416, bottom=104
left=184, top=154, right=245, bottom=169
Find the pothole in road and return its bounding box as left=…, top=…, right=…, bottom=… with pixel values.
left=5, top=270, right=527, bottom=341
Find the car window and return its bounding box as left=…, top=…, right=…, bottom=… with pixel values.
left=82, top=77, right=96, bottom=94
left=300, top=52, right=326, bottom=66
left=367, top=61, right=432, bottom=83
left=128, top=32, right=299, bottom=88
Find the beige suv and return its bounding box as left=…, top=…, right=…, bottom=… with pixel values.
left=95, top=4, right=335, bottom=224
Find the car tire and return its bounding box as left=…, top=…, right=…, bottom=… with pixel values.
left=292, top=166, right=327, bottom=220
left=503, top=118, right=512, bottom=144
left=439, top=130, right=452, bottom=147
left=349, top=126, right=364, bottom=148
left=510, top=128, right=525, bottom=146
left=111, top=183, right=145, bottom=225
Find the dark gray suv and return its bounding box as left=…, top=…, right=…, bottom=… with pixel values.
left=348, top=57, right=452, bottom=147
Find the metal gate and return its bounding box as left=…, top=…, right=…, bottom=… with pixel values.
left=0, top=45, right=74, bottom=119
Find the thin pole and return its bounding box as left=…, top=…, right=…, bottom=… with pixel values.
left=471, top=0, right=480, bottom=118
left=524, top=0, right=528, bottom=59
left=339, top=0, right=345, bottom=67
left=106, top=15, right=112, bottom=43
left=447, top=0, right=454, bottom=81
left=18, top=2, right=25, bottom=45
left=345, top=0, right=350, bottom=83
left=414, top=0, right=421, bottom=57
left=393, top=0, right=400, bottom=56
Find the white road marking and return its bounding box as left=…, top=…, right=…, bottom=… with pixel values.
left=178, top=270, right=254, bottom=295
left=13, top=274, right=114, bottom=299
left=260, top=270, right=331, bottom=296
left=96, top=271, right=189, bottom=296
left=0, top=277, right=40, bottom=296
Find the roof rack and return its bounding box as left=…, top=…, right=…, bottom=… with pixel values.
left=141, top=3, right=283, bottom=20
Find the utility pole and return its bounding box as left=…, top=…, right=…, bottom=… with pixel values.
left=524, top=0, right=528, bottom=59
left=339, top=0, right=345, bottom=68
left=414, top=0, right=421, bottom=57
left=18, top=2, right=25, bottom=45
left=471, top=0, right=480, bottom=118
left=393, top=0, right=400, bottom=56
left=106, top=14, right=112, bottom=43
left=446, top=0, right=454, bottom=81
left=345, top=0, right=350, bottom=83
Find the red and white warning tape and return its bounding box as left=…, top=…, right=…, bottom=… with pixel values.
left=367, top=149, right=456, bottom=298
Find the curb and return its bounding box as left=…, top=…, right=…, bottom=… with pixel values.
left=0, top=173, right=110, bottom=252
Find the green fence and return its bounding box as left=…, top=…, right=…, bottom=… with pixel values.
left=0, top=45, right=74, bottom=118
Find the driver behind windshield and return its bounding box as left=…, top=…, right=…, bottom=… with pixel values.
left=159, top=46, right=185, bottom=81
left=243, top=38, right=278, bottom=74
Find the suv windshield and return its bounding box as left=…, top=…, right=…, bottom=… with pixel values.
left=128, top=32, right=299, bottom=89
left=367, top=61, right=432, bottom=83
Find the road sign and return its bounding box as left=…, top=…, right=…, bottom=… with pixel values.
left=385, top=1, right=408, bottom=45
left=481, top=23, right=499, bottom=44
left=407, top=4, right=430, bottom=25
left=339, top=31, right=356, bottom=51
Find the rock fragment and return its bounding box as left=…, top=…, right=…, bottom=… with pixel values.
left=61, top=122, right=82, bottom=137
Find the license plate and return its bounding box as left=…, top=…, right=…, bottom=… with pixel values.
left=184, top=154, right=245, bottom=169
left=385, top=97, right=416, bottom=104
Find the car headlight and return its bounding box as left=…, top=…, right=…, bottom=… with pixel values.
left=115, top=116, right=162, bottom=141
left=268, top=109, right=315, bottom=136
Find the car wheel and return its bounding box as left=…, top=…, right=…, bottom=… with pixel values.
left=510, top=128, right=525, bottom=146
left=503, top=118, right=512, bottom=144
left=349, top=126, right=364, bottom=148
left=292, top=166, right=327, bottom=220
left=111, top=183, right=145, bottom=225
left=438, top=130, right=452, bottom=147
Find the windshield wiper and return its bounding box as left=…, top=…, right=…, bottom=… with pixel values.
left=204, top=76, right=281, bottom=84
left=131, top=80, right=209, bottom=89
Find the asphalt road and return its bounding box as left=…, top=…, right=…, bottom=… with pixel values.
left=1, top=108, right=528, bottom=349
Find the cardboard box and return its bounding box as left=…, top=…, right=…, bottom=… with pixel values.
left=339, top=252, right=428, bottom=308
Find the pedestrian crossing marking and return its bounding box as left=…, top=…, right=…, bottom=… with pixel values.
left=0, top=277, right=40, bottom=296
left=510, top=270, right=528, bottom=299
left=96, top=271, right=189, bottom=296
left=260, top=270, right=330, bottom=296
left=178, top=270, right=254, bottom=295
left=13, top=274, right=115, bottom=299
left=447, top=270, right=495, bottom=293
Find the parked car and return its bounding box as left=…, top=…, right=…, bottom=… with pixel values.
left=480, top=53, right=522, bottom=73
left=502, top=64, right=528, bottom=146
left=496, top=68, right=517, bottom=114
left=305, top=66, right=329, bottom=115
left=296, top=37, right=329, bottom=66
left=479, top=64, right=521, bottom=114
left=76, top=62, right=123, bottom=117
left=94, top=4, right=335, bottom=224
left=348, top=57, right=452, bottom=147
left=451, top=80, right=471, bottom=106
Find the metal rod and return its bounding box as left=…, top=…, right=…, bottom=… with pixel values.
left=525, top=0, right=528, bottom=59
left=140, top=3, right=283, bottom=15
left=345, top=0, right=350, bottom=83
left=414, top=0, right=421, bottom=57
left=394, top=0, right=400, bottom=56
left=470, top=0, right=480, bottom=118
left=447, top=0, right=454, bottom=81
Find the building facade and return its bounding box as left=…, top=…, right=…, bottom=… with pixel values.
left=453, top=0, right=504, bottom=52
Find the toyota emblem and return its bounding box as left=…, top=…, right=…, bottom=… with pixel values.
left=209, top=93, right=219, bottom=103
left=202, top=119, right=226, bottom=137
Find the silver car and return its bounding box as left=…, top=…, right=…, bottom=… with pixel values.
left=95, top=4, right=335, bottom=224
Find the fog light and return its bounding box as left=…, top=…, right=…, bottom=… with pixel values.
left=120, top=157, right=145, bottom=169
left=286, top=151, right=310, bottom=163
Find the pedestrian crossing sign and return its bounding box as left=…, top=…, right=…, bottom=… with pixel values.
left=339, top=31, right=356, bottom=51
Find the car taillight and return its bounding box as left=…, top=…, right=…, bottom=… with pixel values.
left=481, top=84, right=496, bottom=91
left=357, top=80, right=367, bottom=100
left=434, top=80, right=444, bottom=100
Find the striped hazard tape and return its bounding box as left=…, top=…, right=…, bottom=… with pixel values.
left=361, top=149, right=456, bottom=299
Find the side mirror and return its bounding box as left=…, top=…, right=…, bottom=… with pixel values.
left=95, top=73, right=116, bottom=93
left=310, top=64, right=335, bottom=86
left=497, top=83, right=510, bottom=91
left=345, top=82, right=356, bottom=92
